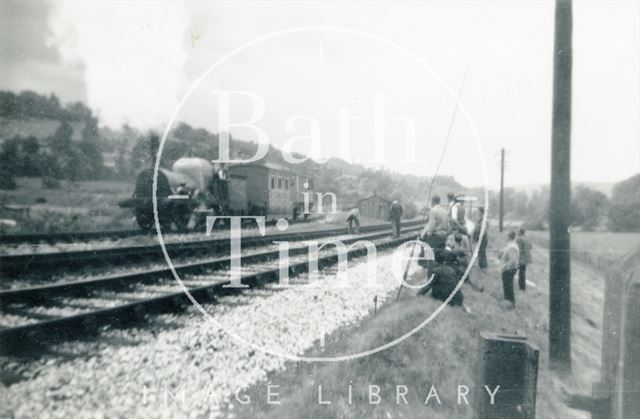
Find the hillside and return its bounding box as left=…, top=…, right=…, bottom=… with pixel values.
left=0, top=90, right=468, bottom=212
left=512, top=182, right=614, bottom=198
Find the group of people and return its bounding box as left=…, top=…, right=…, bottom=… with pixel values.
left=417, top=192, right=533, bottom=310
left=344, top=199, right=404, bottom=237
left=344, top=192, right=533, bottom=310
left=498, top=228, right=532, bottom=309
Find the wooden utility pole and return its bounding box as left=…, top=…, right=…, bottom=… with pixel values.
left=549, top=0, right=573, bottom=372
left=499, top=148, right=505, bottom=233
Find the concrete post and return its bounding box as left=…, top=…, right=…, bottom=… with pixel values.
left=473, top=332, right=540, bottom=419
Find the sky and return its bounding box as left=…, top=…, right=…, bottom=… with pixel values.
left=1, top=0, right=638, bottom=189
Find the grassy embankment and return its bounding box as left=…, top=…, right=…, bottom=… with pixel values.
left=528, top=230, right=640, bottom=271
left=0, top=177, right=134, bottom=233
left=225, top=228, right=615, bottom=419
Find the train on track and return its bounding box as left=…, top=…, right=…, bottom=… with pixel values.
left=120, top=157, right=314, bottom=230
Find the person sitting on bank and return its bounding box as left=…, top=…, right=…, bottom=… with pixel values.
left=498, top=231, right=520, bottom=309
left=418, top=251, right=466, bottom=309
left=446, top=231, right=471, bottom=260
left=446, top=231, right=484, bottom=292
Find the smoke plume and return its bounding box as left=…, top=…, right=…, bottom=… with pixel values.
left=48, top=1, right=190, bottom=130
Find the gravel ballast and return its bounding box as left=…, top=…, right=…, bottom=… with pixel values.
left=0, top=246, right=416, bottom=418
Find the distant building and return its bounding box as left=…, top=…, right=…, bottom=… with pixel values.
left=358, top=193, right=391, bottom=220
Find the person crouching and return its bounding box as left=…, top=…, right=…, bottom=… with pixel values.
left=418, top=251, right=465, bottom=307
left=345, top=206, right=360, bottom=234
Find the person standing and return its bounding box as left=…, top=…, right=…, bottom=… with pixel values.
left=498, top=231, right=520, bottom=308
left=420, top=195, right=449, bottom=253
left=389, top=200, right=403, bottom=238
left=516, top=228, right=533, bottom=291
left=450, top=195, right=468, bottom=234
left=446, top=193, right=456, bottom=222
left=472, top=206, right=489, bottom=272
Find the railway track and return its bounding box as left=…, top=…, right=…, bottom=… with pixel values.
left=0, top=220, right=423, bottom=277
left=0, top=227, right=421, bottom=355
left=0, top=216, right=323, bottom=246
left=0, top=229, right=145, bottom=246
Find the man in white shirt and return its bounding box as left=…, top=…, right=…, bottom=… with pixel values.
left=498, top=231, right=520, bottom=308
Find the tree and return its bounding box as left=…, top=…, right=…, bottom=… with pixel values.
left=50, top=121, right=74, bottom=155
left=608, top=173, right=640, bottom=232
left=81, top=118, right=100, bottom=143
left=571, top=185, right=608, bottom=230
left=78, top=141, right=104, bottom=179
left=49, top=121, right=86, bottom=180
left=0, top=90, right=99, bottom=121
left=21, top=136, right=42, bottom=176
left=0, top=137, right=19, bottom=190
left=65, top=101, right=93, bottom=121
left=523, top=187, right=550, bottom=230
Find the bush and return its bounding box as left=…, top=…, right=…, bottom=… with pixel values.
left=608, top=173, right=640, bottom=232
left=0, top=172, right=17, bottom=190
left=403, top=202, right=418, bottom=219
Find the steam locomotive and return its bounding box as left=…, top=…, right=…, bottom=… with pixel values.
left=120, top=157, right=313, bottom=230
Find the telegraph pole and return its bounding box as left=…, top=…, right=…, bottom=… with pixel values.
left=549, top=0, right=573, bottom=372
left=499, top=148, right=505, bottom=233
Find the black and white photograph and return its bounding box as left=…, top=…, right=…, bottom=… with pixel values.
left=0, top=1, right=639, bottom=418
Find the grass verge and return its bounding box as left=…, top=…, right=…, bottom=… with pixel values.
left=224, top=230, right=603, bottom=419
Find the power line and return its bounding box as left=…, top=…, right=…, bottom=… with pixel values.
left=425, top=62, right=471, bottom=204
left=499, top=148, right=505, bottom=233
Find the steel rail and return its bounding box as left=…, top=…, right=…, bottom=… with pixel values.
left=0, top=216, right=320, bottom=246
left=0, top=229, right=420, bottom=355
left=0, top=220, right=423, bottom=277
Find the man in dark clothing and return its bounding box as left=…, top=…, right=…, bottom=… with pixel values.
left=516, top=228, right=532, bottom=291
left=418, top=251, right=464, bottom=307
left=472, top=206, right=489, bottom=272
left=445, top=232, right=485, bottom=292
left=389, top=200, right=403, bottom=238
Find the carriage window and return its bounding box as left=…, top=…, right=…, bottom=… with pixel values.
left=285, top=179, right=289, bottom=189
left=270, top=176, right=275, bottom=189
left=278, top=177, right=282, bottom=189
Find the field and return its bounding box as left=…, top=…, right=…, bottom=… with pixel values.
left=0, top=177, right=136, bottom=233
left=528, top=230, right=640, bottom=271
left=223, top=229, right=636, bottom=419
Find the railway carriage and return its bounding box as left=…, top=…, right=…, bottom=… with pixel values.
left=120, top=157, right=313, bottom=230
left=229, top=162, right=311, bottom=219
